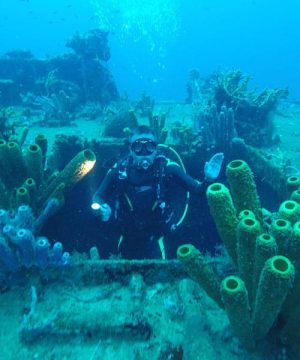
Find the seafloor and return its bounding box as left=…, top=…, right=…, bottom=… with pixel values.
left=0, top=101, right=300, bottom=360
left=25, top=100, right=300, bottom=165
left=0, top=258, right=290, bottom=360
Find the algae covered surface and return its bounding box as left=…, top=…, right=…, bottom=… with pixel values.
left=0, top=259, right=284, bottom=360
left=0, top=102, right=300, bottom=360
left=1, top=5, right=300, bottom=357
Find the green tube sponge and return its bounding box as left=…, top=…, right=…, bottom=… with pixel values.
left=290, top=189, right=300, bottom=204
left=6, top=141, right=27, bottom=187
left=16, top=186, right=30, bottom=206
left=41, top=149, right=96, bottom=205
left=252, top=255, right=295, bottom=340
left=237, top=217, right=262, bottom=302
left=278, top=200, right=300, bottom=225
left=220, top=276, right=255, bottom=350
left=25, top=144, right=43, bottom=186
left=270, top=219, right=292, bottom=256
left=253, top=234, right=277, bottom=300
left=206, top=183, right=238, bottom=263
left=226, top=160, right=261, bottom=221
left=238, top=210, right=256, bottom=221
left=286, top=176, right=300, bottom=194
left=177, top=244, right=223, bottom=308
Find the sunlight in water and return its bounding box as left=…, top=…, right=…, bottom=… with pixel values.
left=90, top=0, right=180, bottom=52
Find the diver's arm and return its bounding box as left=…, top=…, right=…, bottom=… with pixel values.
left=92, top=168, right=118, bottom=205
left=91, top=168, right=118, bottom=221
left=167, top=163, right=204, bottom=193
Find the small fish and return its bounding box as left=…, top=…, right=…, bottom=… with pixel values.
left=136, top=185, right=152, bottom=193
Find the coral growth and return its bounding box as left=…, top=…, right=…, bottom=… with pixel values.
left=178, top=159, right=300, bottom=353
left=0, top=30, right=119, bottom=110
left=194, top=103, right=237, bottom=152
left=187, top=68, right=288, bottom=148
left=0, top=131, right=96, bottom=220
left=0, top=204, right=70, bottom=286
left=211, top=69, right=288, bottom=147
left=170, top=122, right=202, bottom=155
left=135, top=92, right=155, bottom=117
left=0, top=107, right=18, bottom=140
left=66, top=29, right=110, bottom=61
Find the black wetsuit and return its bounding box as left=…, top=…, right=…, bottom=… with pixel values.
left=93, top=155, right=203, bottom=259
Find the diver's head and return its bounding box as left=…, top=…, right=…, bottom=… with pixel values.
left=129, top=125, right=158, bottom=170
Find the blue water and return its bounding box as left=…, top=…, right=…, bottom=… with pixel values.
left=1, top=0, right=300, bottom=100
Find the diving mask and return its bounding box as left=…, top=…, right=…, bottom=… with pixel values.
left=130, top=138, right=157, bottom=156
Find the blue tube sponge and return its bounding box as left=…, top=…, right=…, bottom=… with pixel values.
left=34, top=198, right=60, bottom=234
left=0, top=201, right=71, bottom=281
left=35, top=237, right=50, bottom=269
left=61, top=252, right=71, bottom=266
left=2, top=224, right=16, bottom=242
left=51, top=242, right=63, bottom=265
left=16, top=205, right=34, bottom=230
left=0, top=238, right=19, bottom=272
left=15, top=229, right=35, bottom=268
left=0, top=209, right=8, bottom=227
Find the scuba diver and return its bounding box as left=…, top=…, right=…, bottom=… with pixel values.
left=91, top=125, right=224, bottom=259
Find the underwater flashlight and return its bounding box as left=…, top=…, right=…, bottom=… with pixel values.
left=91, top=202, right=101, bottom=211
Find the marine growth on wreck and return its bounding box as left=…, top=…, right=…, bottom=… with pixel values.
left=0, top=2, right=300, bottom=360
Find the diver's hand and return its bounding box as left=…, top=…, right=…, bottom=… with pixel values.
left=91, top=203, right=112, bottom=222
left=204, top=153, right=224, bottom=182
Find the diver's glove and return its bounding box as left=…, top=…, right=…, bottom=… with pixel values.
left=91, top=202, right=112, bottom=222
left=204, top=152, right=224, bottom=182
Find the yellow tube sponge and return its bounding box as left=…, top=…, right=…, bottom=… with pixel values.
left=252, top=255, right=295, bottom=340
left=280, top=305, right=300, bottom=346
left=177, top=244, right=223, bottom=308
left=226, top=160, right=261, bottom=220
left=237, top=217, right=261, bottom=302
left=55, top=149, right=96, bottom=191
left=290, top=189, right=300, bottom=204
left=286, top=175, right=300, bottom=195
left=25, top=144, right=43, bottom=186
left=270, top=219, right=292, bottom=256
left=289, top=222, right=300, bottom=263
left=238, top=210, right=256, bottom=221
left=220, top=276, right=255, bottom=350
left=206, top=183, right=238, bottom=263
left=253, top=233, right=277, bottom=300
left=6, top=141, right=27, bottom=187
left=41, top=149, right=96, bottom=205
left=278, top=200, right=300, bottom=225
left=0, top=139, right=10, bottom=186
left=16, top=186, right=30, bottom=207
left=23, top=178, right=37, bottom=208
left=34, top=134, right=48, bottom=167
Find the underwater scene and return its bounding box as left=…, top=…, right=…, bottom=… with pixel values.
left=1, top=0, right=300, bottom=359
